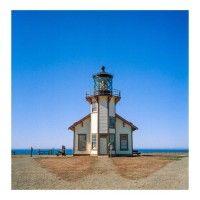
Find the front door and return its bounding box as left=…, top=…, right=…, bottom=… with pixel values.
left=99, top=136, right=107, bottom=155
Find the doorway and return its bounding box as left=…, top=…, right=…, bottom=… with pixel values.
left=99, top=135, right=108, bottom=155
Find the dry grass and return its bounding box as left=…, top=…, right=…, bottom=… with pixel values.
left=35, top=156, right=97, bottom=181
left=112, top=155, right=183, bottom=180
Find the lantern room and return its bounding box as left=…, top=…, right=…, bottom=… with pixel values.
left=93, top=66, right=113, bottom=95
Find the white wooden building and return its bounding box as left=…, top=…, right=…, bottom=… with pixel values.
left=68, top=67, right=138, bottom=156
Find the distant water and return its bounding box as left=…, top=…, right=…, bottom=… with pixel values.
left=137, top=149, right=189, bottom=153
left=11, top=149, right=73, bottom=155
left=11, top=148, right=188, bottom=155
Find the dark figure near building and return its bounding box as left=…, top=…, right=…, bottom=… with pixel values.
left=56, top=145, right=66, bottom=156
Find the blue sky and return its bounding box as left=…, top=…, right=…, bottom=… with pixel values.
left=12, top=11, right=188, bottom=149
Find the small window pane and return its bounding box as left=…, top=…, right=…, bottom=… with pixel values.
left=109, top=117, right=115, bottom=128
left=78, top=134, right=86, bottom=151
left=92, top=134, right=97, bottom=149
left=109, top=134, right=115, bottom=150
left=92, top=103, right=97, bottom=112
left=120, top=134, right=128, bottom=150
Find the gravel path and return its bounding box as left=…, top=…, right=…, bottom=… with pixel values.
left=12, top=157, right=66, bottom=189
left=132, top=157, right=189, bottom=189
left=12, top=156, right=188, bottom=190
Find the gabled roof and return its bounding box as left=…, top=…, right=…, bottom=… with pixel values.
left=68, top=113, right=138, bottom=131
left=115, top=113, right=138, bottom=131
left=68, top=114, right=90, bottom=131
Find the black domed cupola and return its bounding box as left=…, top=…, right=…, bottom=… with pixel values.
left=93, top=66, right=113, bottom=95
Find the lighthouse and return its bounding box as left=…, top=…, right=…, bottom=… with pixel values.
left=68, top=66, right=138, bottom=156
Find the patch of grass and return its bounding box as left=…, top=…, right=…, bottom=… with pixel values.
left=161, top=156, right=182, bottom=161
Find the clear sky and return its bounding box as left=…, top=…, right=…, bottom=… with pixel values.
left=12, top=11, right=188, bottom=149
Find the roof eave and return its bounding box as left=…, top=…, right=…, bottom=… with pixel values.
left=67, top=114, right=91, bottom=132
left=68, top=126, right=74, bottom=131
left=132, top=126, right=138, bottom=132
left=116, top=113, right=138, bottom=132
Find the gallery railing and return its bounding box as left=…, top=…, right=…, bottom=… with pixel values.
left=86, top=89, right=121, bottom=98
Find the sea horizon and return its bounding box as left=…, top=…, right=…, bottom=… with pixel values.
left=11, top=148, right=189, bottom=155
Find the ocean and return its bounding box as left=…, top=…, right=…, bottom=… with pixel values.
left=11, top=148, right=188, bottom=155
left=11, top=149, right=73, bottom=155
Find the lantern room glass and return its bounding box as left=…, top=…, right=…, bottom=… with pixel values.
left=93, top=76, right=113, bottom=95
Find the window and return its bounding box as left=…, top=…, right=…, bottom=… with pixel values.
left=78, top=134, right=87, bottom=151
left=92, top=103, right=97, bottom=112
left=94, top=77, right=112, bottom=92
left=120, top=134, right=128, bottom=151
left=92, top=134, right=97, bottom=149
left=109, top=134, right=115, bottom=150
left=109, top=116, right=116, bottom=129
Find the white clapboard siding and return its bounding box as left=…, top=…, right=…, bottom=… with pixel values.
left=109, top=97, right=116, bottom=134
left=91, top=112, right=98, bottom=133
left=109, top=97, right=115, bottom=117
left=115, top=117, right=132, bottom=155
left=98, top=96, right=108, bottom=133
left=74, top=117, right=91, bottom=154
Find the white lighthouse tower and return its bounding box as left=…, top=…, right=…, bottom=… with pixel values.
left=69, top=66, right=137, bottom=156
left=86, top=66, right=121, bottom=155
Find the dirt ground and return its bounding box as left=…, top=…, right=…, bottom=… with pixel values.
left=112, top=155, right=173, bottom=180
left=12, top=154, right=188, bottom=190
left=35, top=155, right=180, bottom=181
left=35, top=156, right=97, bottom=181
